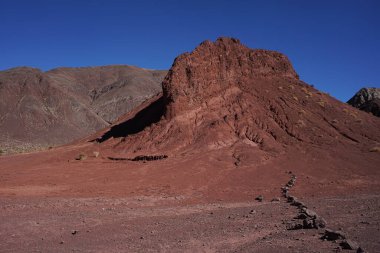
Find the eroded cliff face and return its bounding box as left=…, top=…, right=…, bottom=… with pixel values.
left=100, top=38, right=379, bottom=155
left=162, top=37, right=298, bottom=119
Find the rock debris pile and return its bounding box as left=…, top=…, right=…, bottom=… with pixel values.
left=107, top=155, right=168, bottom=162
left=282, top=173, right=364, bottom=252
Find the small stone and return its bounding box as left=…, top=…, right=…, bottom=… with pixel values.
left=287, top=196, right=295, bottom=203
left=286, top=222, right=303, bottom=230
left=292, top=200, right=306, bottom=208
left=314, top=217, right=327, bottom=228
left=302, top=218, right=315, bottom=229
left=322, top=229, right=346, bottom=241
left=303, top=208, right=317, bottom=218
left=71, top=230, right=78, bottom=235
left=340, top=239, right=359, bottom=250
left=297, top=213, right=308, bottom=219
left=271, top=197, right=280, bottom=202
left=60, top=241, right=64, bottom=244
left=255, top=195, right=264, bottom=202
left=357, top=247, right=365, bottom=253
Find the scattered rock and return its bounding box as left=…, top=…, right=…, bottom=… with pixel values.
left=108, top=155, right=168, bottom=162
left=286, top=222, right=303, bottom=230
left=71, top=230, right=78, bottom=235
left=132, top=155, right=168, bottom=162
left=302, top=218, right=316, bottom=229
left=271, top=197, right=280, bottom=202
left=302, top=208, right=317, bottom=218
left=287, top=196, right=295, bottom=203
left=75, top=154, right=87, bottom=161
left=314, top=216, right=327, bottom=228
left=340, top=239, right=359, bottom=250
left=292, top=200, right=306, bottom=208
left=322, top=229, right=346, bottom=241
left=255, top=195, right=264, bottom=202
left=357, top=247, right=365, bottom=253
left=296, top=213, right=308, bottom=219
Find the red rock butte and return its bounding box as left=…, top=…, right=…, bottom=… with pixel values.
left=97, top=37, right=380, bottom=158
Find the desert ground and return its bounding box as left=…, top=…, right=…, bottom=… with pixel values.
left=0, top=141, right=379, bottom=252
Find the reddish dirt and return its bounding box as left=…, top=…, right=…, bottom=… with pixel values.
left=0, top=37, right=379, bottom=252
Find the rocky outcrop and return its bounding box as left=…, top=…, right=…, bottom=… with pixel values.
left=99, top=37, right=380, bottom=155
left=347, top=87, right=380, bottom=117
left=282, top=174, right=363, bottom=252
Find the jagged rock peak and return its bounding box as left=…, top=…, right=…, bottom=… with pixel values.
left=347, top=87, right=380, bottom=107
left=162, top=37, right=299, bottom=119
left=347, top=87, right=380, bottom=117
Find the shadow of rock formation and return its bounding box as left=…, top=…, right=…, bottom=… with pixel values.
left=96, top=96, right=166, bottom=142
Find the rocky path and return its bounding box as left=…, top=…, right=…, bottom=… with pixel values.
left=279, top=174, right=375, bottom=253
left=1, top=190, right=378, bottom=252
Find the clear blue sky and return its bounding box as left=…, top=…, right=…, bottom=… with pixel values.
left=0, top=0, right=379, bottom=102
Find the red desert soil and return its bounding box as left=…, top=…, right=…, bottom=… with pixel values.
left=0, top=38, right=379, bottom=252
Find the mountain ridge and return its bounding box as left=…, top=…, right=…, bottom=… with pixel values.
left=0, top=65, right=167, bottom=153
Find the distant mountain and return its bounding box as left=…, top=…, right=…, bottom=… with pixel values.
left=0, top=65, right=166, bottom=153
left=347, top=87, right=380, bottom=117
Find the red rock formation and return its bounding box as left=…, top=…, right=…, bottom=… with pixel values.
left=99, top=37, right=380, bottom=156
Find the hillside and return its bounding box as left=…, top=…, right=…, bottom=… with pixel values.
left=0, top=65, right=166, bottom=153
left=97, top=38, right=380, bottom=156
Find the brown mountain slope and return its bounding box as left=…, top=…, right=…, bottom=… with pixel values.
left=0, top=65, right=166, bottom=153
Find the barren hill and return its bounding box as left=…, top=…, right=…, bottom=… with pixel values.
left=0, top=65, right=166, bottom=153
left=98, top=38, right=380, bottom=156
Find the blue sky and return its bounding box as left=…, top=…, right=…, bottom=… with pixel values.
left=0, top=0, right=379, bottom=102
